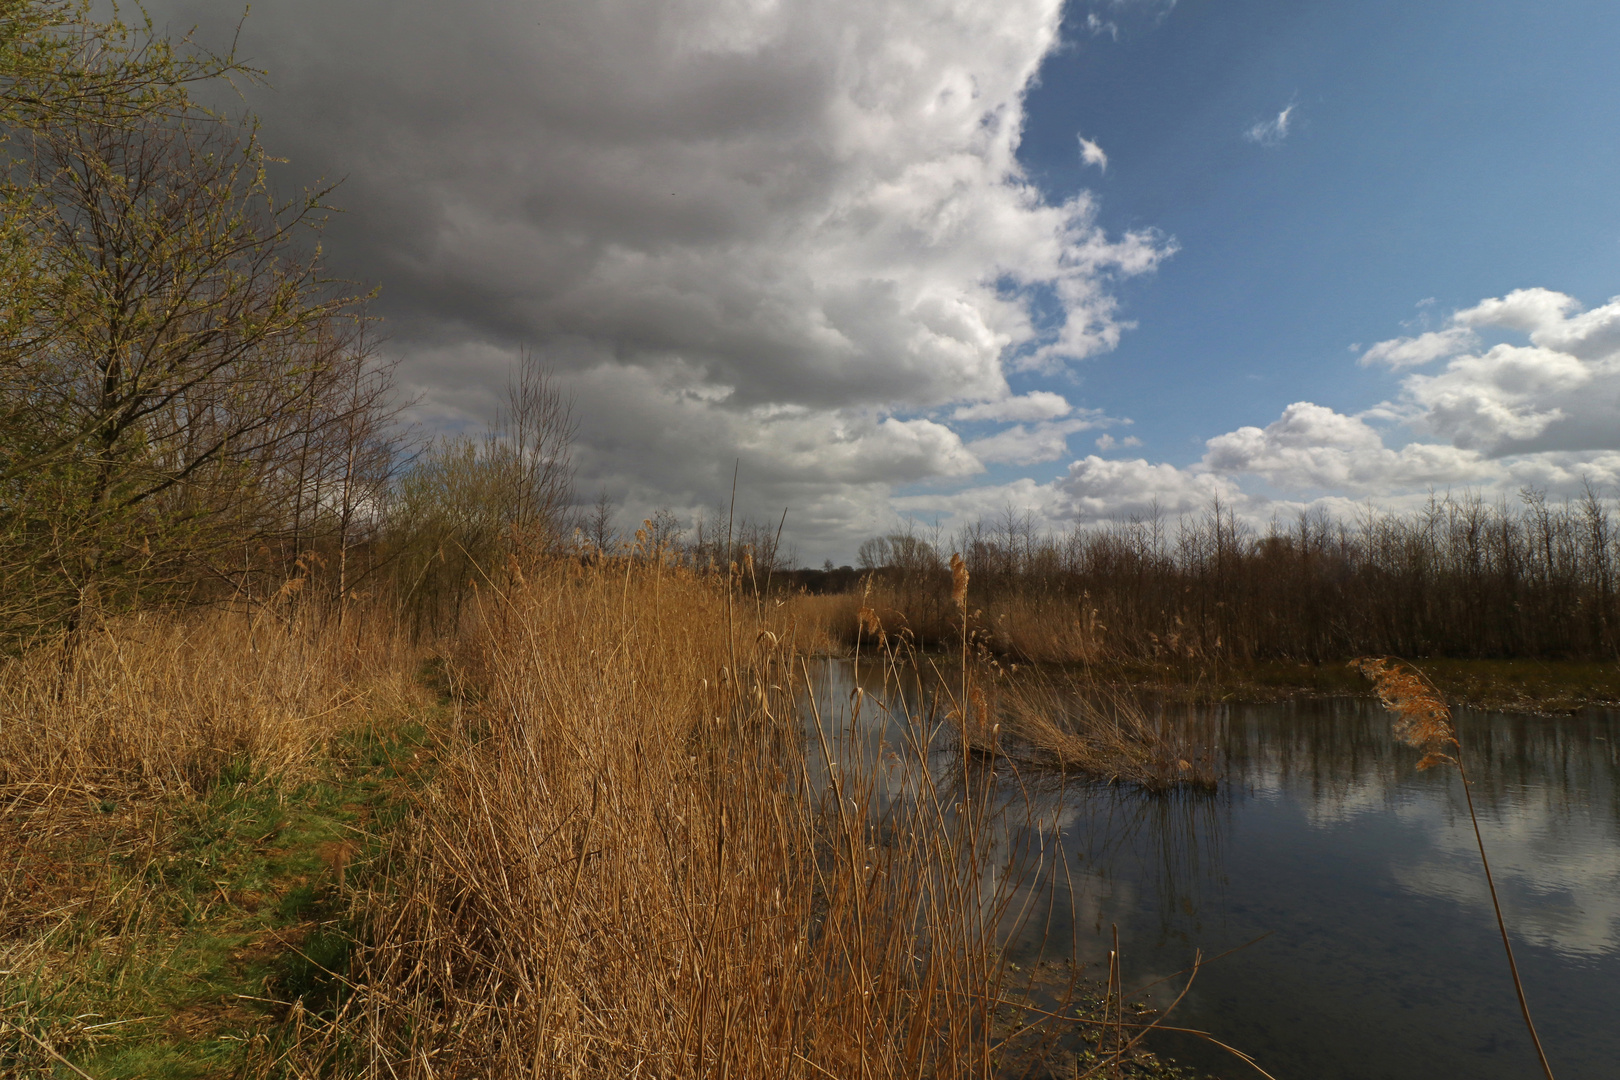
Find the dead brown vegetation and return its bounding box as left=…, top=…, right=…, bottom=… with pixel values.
left=822, top=490, right=1620, bottom=666
left=986, top=674, right=1218, bottom=793
left=280, top=558, right=1079, bottom=1078
left=0, top=603, right=418, bottom=800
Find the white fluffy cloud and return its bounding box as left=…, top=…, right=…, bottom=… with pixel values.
left=1200, top=402, right=1494, bottom=492
left=1077, top=134, right=1108, bottom=172
left=953, top=391, right=1074, bottom=423
left=911, top=288, right=1620, bottom=537
left=1409, top=289, right=1620, bottom=455
left=967, top=417, right=1107, bottom=466
left=148, top=0, right=1172, bottom=556
left=1359, top=328, right=1478, bottom=369
left=1056, top=456, right=1236, bottom=521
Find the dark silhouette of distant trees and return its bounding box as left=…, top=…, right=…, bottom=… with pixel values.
left=847, top=489, right=1620, bottom=663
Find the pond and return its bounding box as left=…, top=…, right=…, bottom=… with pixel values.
left=802, top=659, right=1620, bottom=1080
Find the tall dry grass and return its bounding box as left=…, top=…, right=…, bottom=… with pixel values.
left=798, top=581, right=1212, bottom=793
left=789, top=580, right=1112, bottom=667
left=285, top=557, right=1062, bottom=1078
left=986, top=675, right=1217, bottom=793
left=0, top=603, right=420, bottom=801
left=0, top=601, right=422, bottom=1076
left=781, top=589, right=863, bottom=655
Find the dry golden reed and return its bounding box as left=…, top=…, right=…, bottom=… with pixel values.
left=1353, top=656, right=1457, bottom=771
left=0, top=604, right=417, bottom=799
left=282, top=558, right=1046, bottom=1079
left=964, top=669, right=1215, bottom=792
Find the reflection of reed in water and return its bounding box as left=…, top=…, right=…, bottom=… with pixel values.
left=1222, top=697, right=1410, bottom=819
left=1356, top=657, right=1557, bottom=1080
left=804, top=637, right=1293, bottom=1076
left=1036, top=777, right=1227, bottom=952
left=800, top=636, right=1248, bottom=1074
left=803, top=660, right=1231, bottom=949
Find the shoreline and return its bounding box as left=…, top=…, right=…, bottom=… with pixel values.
left=816, top=648, right=1620, bottom=715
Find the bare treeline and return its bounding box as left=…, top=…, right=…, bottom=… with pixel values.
left=577, top=496, right=793, bottom=581
left=848, top=488, right=1620, bottom=663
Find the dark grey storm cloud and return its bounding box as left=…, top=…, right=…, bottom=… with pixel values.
left=139, top=0, right=1171, bottom=556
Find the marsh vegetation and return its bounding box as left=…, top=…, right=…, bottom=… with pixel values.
left=799, top=492, right=1620, bottom=669
left=1, top=6, right=1616, bottom=1079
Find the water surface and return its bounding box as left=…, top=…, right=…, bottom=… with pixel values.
left=804, top=660, right=1620, bottom=1079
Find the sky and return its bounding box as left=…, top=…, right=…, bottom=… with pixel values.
left=142, top=0, right=1620, bottom=562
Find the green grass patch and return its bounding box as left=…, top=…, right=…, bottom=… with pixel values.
left=0, top=710, right=440, bottom=1079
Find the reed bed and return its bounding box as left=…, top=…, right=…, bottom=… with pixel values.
left=985, top=674, right=1218, bottom=793
left=283, top=557, right=1080, bottom=1078
left=781, top=589, right=864, bottom=655
left=792, top=580, right=1110, bottom=669
left=0, top=603, right=419, bottom=801
left=820, top=580, right=1216, bottom=793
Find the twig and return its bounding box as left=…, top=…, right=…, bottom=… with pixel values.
left=992, top=994, right=1279, bottom=1080
left=1127, top=931, right=1273, bottom=997
left=0, top=1018, right=100, bottom=1080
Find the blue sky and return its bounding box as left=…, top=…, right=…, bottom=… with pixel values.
left=150, top=0, right=1620, bottom=559
left=962, top=0, right=1620, bottom=494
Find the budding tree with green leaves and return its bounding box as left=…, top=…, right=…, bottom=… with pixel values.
left=0, top=2, right=398, bottom=646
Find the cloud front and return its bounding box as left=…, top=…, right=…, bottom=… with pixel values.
left=152, top=0, right=1173, bottom=555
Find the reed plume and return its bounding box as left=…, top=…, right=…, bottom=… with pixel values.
left=1355, top=656, right=1556, bottom=1080
left=950, top=551, right=969, bottom=610
left=1353, top=656, right=1457, bottom=771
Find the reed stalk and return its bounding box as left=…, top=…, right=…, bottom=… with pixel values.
left=1356, top=656, right=1556, bottom=1080
left=260, top=556, right=1061, bottom=1077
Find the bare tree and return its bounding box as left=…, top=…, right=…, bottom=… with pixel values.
left=584, top=488, right=617, bottom=554
left=387, top=353, right=574, bottom=637
left=646, top=506, right=682, bottom=556
left=857, top=536, right=890, bottom=571
left=497, top=349, right=575, bottom=548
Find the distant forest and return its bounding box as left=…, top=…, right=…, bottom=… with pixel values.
left=785, top=490, right=1620, bottom=663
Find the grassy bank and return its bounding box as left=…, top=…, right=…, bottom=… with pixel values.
left=4, top=561, right=1220, bottom=1078
left=0, top=609, right=431, bottom=1078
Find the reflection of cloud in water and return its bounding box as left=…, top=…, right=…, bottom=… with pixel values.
left=1219, top=699, right=1620, bottom=957
left=1300, top=782, right=1402, bottom=827
left=799, top=657, right=1620, bottom=1048
left=1390, top=793, right=1620, bottom=958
